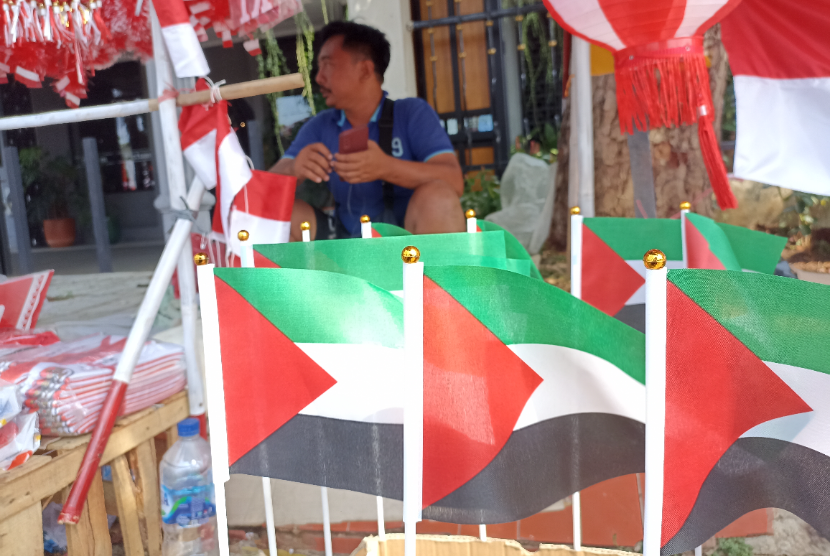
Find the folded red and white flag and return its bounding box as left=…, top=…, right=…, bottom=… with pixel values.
left=721, top=0, right=830, bottom=195
left=0, top=271, right=53, bottom=331
left=154, top=0, right=210, bottom=78
left=227, top=170, right=296, bottom=257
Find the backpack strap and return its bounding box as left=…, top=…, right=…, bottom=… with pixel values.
left=377, top=98, right=395, bottom=213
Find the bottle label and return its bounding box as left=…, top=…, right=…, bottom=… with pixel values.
left=161, top=482, right=216, bottom=527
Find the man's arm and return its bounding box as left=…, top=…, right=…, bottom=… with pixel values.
left=270, top=143, right=333, bottom=183
left=332, top=141, right=463, bottom=196
left=270, top=157, right=295, bottom=175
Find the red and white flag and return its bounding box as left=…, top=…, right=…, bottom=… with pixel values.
left=0, top=270, right=53, bottom=330
left=227, top=171, right=296, bottom=256
left=721, top=0, right=830, bottom=195
left=154, top=0, right=210, bottom=78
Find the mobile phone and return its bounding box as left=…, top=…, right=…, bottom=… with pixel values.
left=339, top=125, right=369, bottom=154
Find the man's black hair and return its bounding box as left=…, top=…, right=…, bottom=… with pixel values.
left=318, top=21, right=391, bottom=82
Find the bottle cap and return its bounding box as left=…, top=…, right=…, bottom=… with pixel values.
left=177, top=417, right=200, bottom=437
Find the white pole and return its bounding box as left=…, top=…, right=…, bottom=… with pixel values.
left=465, top=210, right=477, bottom=233
left=0, top=100, right=155, bottom=130
left=301, top=221, right=311, bottom=243
left=478, top=524, right=487, bottom=542
left=239, top=233, right=279, bottom=556
left=643, top=250, right=668, bottom=556
left=569, top=207, right=584, bottom=551
left=361, top=215, right=373, bottom=239
left=571, top=37, right=595, bottom=218
left=150, top=2, right=204, bottom=418
left=376, top=496, right=386, bottom=541
left=680, top=202, right=690, bottom=269
left=321, top=487, right=333, bottom=556
left=695, top=546, right=703, bottom=556
left=195, top=262, right=230, bottom=556
left=402, top=246, right=424, bottom=556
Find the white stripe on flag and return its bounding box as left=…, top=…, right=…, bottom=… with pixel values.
left=511, top=344, right=644, bottom=431
left=160, top=23, right=210, bottom=78
left=217, top=135, right=253, bottom=234
left=733, top=75, right=830, bottom=196
left=623, top=260, right=686, bottom=306
left=228, top=210, right=290, bottom=257
left=183, top=129, right=217, bottom=189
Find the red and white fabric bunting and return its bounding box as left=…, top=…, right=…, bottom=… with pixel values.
left=0, top=270, right=53, bottom=331
left=154, top=0, right=210, bottom=78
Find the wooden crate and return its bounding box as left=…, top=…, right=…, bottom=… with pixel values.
left=0, top=391, right=189, bottom=556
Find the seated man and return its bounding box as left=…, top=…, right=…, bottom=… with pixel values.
left=270, top=21, right=465, bottom=240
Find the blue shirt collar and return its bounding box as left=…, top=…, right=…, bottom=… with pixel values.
left=337, top=91, right=389, bottom=127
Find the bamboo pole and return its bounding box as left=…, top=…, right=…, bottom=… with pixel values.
left=0, top=74, right=304, bottom=131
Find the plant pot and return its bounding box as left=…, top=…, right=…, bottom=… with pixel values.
left=43, top=217, right=76, bottom=248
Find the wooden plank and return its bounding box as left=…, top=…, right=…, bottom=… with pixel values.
left=62, top=469, right=112, bottom=556
left=166, top=424, right=179, bottom=450
left=131, top=441, right=163, bottom=556
left=111, top=455, right=144, bottom=556
left=0, top=503, right=42, bottom=556
left=0, top=392, right=188, bottom=522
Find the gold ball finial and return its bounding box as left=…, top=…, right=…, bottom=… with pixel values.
left=300, top=221, right=311, bottom=231
left=643, top=249, right=667, bottom=270
left=193, top=252, right=208, bottom=266
left=237, top=230, right=249, bottom=242
left=570, top=206, right=581, bottom=215
left=679, top=201, right=691, bottom=210
left=360, top=214, right=371, bottom=224
left=465, top=209, right=476, bottom=219
left=402, top=246, right=421, bottom=264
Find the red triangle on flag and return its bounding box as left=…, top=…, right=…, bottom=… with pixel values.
left=582, top=225, right=645, bottom=316
left=215, top=276, right=336, bottom=465
left=422, top=277, right=543, bottom=508
left=684, top=218, right=725, bottom=270
left=662, top=283, right=811, bottom=545
left=253, top=251, right=280, bottom=268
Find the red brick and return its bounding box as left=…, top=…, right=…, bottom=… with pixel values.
left=346, top=521, right=379, bottom=533
left=417, top=520, right=459, bottom=534
left=484, top=522, right=520, bottom=540
left=581, top=474, right=643, bottom=547
left=519, top=505, right=573, bottom=544
left=298, top=523, right=325, bottom=532
left=716, top=509, right=773, bottom=538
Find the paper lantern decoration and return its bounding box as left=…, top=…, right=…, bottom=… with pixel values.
left=544, top=0, right=741, bottom=209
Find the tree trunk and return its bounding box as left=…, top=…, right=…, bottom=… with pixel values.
left=550, top=25, right=728, bottom=249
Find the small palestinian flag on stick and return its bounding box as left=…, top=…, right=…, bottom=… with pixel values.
left=642, top=258, right=829, bottom=556
left=470, top=210, right=544, bottom=281
left=680, top=206, right=786, bottom=273
left=357, top=215, right=411, bottom=238
left=571, top=209, right=683, bottom=332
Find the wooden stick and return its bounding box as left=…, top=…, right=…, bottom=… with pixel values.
left=0, top=73, right=304, bottom=131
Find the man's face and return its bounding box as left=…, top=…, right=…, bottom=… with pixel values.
left=316, top=35, right=374, bottom=108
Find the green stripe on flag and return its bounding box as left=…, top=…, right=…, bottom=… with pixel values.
left=372, top=223, right=411, bottom=237
left=214, top=268, right=404, bottom=347
left=424, top=265, right=645, bottom=383
left=668, top=269, right=830, bottom=374
left=717, top=222, right=787, bottom=274
left=254, top=232, right=509, bottom=291
left=685, top=213, right=742, bottom=270
left=584, top=218, right=682, bottom=260
left=477, top=220, right=543, bottom=280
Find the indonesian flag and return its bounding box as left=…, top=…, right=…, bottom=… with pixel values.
left=154, top=0, right=210, bottom=78
left=208, top=264, right=645, bottom=523
left=682, top=212, right=786, bottom=273
left=226, top=171, right=296, bottom=257
left=653, top=269, right=829, bottom=553
left=0, top=270, right=53, bottom=330
left=252, top=232, right=532, bottom=290
left=243, top=38, right=262, bottom=56
left=721, top=0, right=830, bottom=196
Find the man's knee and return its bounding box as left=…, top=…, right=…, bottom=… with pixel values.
left=405, top=180, right=465, bottom=234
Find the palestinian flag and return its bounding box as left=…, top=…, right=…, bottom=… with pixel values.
left=370, top=223, right=411, bottom=238
left=660, top=269, right=829, bottom=554
left=684, top=212, right=786, bottom=273
left=212, top=267, right=406, bottom=497
left=420, top=265, right=645, bottom=523
left=579, top=218, right=682, bottom=332
left=476, top=220, right=543, bottom=280
left=252, top=232, right=534, bottom=291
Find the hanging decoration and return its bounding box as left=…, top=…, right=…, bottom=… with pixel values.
left=542, top=0, right=742, bottom=210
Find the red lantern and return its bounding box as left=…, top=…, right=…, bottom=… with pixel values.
left=543, top=0, right=741, bottom=209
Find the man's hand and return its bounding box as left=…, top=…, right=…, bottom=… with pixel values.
left=294, top=143, right=333, bottom=183
left=332, top=140, right=392, bottom=184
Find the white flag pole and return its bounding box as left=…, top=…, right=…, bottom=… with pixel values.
left=402, top=246, right=424, bottom=556
left=376, top=496, right=387, bottom=541
left=465, top=209, right=478, bottom=233
left=195, top=257, right=231, bottom=556
left=679, top=201, right=691, bottom=269
left=568, top=206, right=583, bottom=550
left=361, top=215, right=373, bottom=239
left=238, top=231, right=279, bottom=556
left=298, top=221, right=333, bottom=556
left=643, top=249, right=668, bottom=556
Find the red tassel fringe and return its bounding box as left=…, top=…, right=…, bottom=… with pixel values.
left=614, top=37, right=737, bottom=210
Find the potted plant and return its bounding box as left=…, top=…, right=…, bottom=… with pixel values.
left=21, top=147, right=85, bottom=248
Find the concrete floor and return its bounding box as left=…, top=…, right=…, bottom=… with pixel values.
left=8, top=241, right=165, bottom=276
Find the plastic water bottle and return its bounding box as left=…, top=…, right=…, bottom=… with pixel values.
left=160, top=418, right=218, bottom=556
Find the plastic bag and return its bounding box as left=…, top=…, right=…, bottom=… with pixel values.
left=0, top=412, right=40, bottom=471
left=0, top=379, right=22, bottom=427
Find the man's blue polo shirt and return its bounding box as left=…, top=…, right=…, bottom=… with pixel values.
left=283, top=92, right=455, bottom=237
